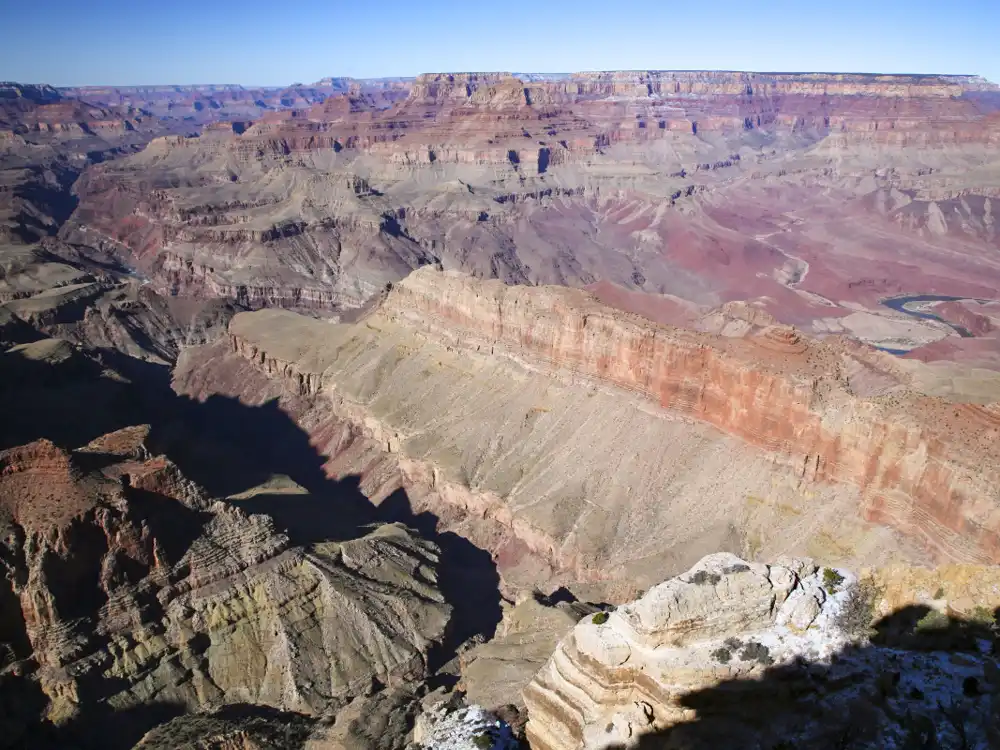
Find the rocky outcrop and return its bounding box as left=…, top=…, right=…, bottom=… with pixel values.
left=412, top=695, right=519, bottom=749
left=0, top=432, right=451, bottom=726
left=523, top=553, right=1000, bottom=750
left=458, top=596, right=598, bottom=710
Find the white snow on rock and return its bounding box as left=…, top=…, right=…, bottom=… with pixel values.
left=413, top=698, right=519, bottom=749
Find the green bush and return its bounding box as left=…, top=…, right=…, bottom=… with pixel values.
left=836, top=576, right=883, bottom=640
left=473, top=733, right=493, bottom=750
left=822, top=568, right=845, bottom=594
left=738, top=640, right=774, bottom=665
left=592, top=611, right=609, bottom=625
left=711, top=646, right=732, bottom=663
left=690, top=570, right=722, bottom=585
left=914, top=609, right=949, bottom=633
left=968, top=606, right=996, bottom=630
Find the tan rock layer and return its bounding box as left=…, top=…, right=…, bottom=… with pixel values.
left=0, top=435, right=450, bottom=722
left=378, top=269, right=1000, bottom=563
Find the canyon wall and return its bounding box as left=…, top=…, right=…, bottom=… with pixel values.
left=380, top=269, right=1000, bottom=563
left=59, top=69, right=1000, bottom=341
left=0, top=429, right=451, bottom=726
left=193, top=269, right=1000, bottom=605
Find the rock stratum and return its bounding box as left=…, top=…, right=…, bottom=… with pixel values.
left=57, top=70, right=1000, bottom=370
left=5, top=67, right=1000, bottom=750
left=523, top=552, right=1000, bottom=749
left=0, top=425, right=450, bottom=735
left=178, top=268, right=1000, bottom=608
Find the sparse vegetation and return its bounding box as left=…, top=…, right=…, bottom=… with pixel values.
left=836, top=576, right=883, bottom=640
left=711, top=646, right=732, bottom=663
left=967, top=606, right=996, bottom=630
left=914, top=609, right=950, bottom=633
left=473, top=732, right=494, bottom=749
left=592, top=611, right=609, bottom=625
left=723, top=563, right=751, bottom=574
left=738, top=640, right=774, bottom=665
left=136, top=710, right=314, bottom=750
left=690, top=570, right=722, bottom=586
left=822, top=567, right=845, bottom=594
left=933, top=586, right=946, bottom=599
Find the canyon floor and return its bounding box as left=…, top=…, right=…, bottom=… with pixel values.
left=1, top=71, right=1000, bottom=748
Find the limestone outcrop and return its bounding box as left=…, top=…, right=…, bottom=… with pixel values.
left=523, top=553, right=1000, bottom=750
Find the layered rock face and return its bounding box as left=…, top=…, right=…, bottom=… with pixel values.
left=171, top=269, right=1000, bottom=616
left=60, top=78, right=411, bottom=122
left=0, top=430, right=450, bottom=727
left=524, top=553, right=1000, bottom=750
left=0, top=274, right=452, bottom=744
left=59, top=70, right=1000, bottom=371
left=0, top=241, right=240, bottom=363
left=380, top=269, right=1000, bottom=564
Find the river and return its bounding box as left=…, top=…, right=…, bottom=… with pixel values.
left=880, top=294, right=982, bottom=339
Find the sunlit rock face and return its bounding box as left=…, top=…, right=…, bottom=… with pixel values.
left=0, top=431, right=450, bottom=724
left=524, top=553, right=1000, bottom=750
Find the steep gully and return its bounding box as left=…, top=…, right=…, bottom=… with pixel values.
left=115, top=354, right=506, bottom=681
left=0, top=332, right=502, bottom=748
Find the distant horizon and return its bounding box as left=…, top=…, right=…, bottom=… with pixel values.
left=32, top=69, right=999, bottom=90
left=3, top=0, right=998, bottom=88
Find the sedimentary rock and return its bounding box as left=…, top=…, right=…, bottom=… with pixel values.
left=220, top=269, right=1000, bottom=582
left=163, top=267, right=999, bottom=622
left=0, top=242, right=240, bottom=363
left=523, top=553, right=1000, bottom=750
left=58, top=70, right=1000, bottom=373
left=0, top=428, right=450, bottom=728
left=459, top=595, right=598, bottom=710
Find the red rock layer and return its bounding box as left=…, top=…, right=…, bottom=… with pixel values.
left=380, top=269, right=1000, bottom=563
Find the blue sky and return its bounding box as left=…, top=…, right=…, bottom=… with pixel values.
left=2, top=0, right=998, bottom=86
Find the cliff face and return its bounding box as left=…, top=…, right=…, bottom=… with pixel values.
left=381, top=269, right=1000, bottom=564
left=181, top=268, right=999, bottom=609
left=0, top=432, right=450, bottom=725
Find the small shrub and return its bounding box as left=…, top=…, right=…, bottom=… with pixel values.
left=836, top=576, right=883, bottom=640
left=933, top=587, right=945, bottom=599
left=723, top=637, right=743, bottom=650
left=711, top=647, right=732, bottom=663
left=592, top=612, right=609, bottom=625
left=968, top=606, right=996, bottom=630
left=822, top=568, right=845, bottom=594
left=738, top=641, right=774, bottom=665
left=723, top=563, right=751, bottom=574
left=914, top=610, right=949, bottom=633
left=472, top=733, right=493, bottom=750
left=690, top=570, right=722, bottom=586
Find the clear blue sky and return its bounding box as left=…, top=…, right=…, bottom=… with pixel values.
left=2, top=0, right=998, bottom=87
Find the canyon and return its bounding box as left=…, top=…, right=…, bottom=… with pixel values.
left=2, top=68, right=1000, bottom=749
left=55, top=71, right=1000, bottom=368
